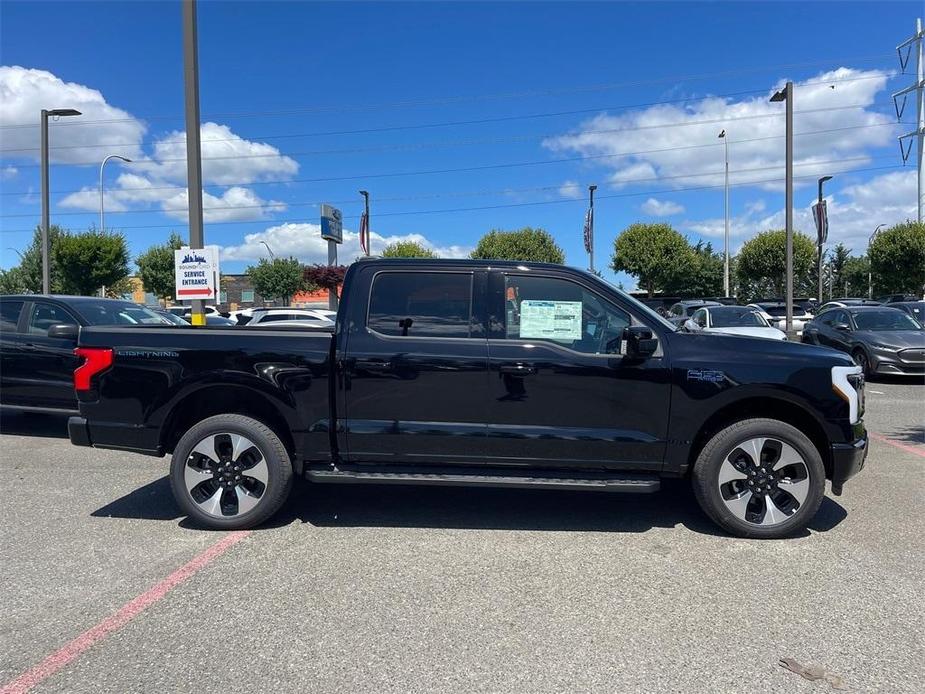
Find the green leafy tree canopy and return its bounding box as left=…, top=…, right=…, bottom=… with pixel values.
left=136, top=232, right=186, bottom=301
left=611, top=222, right=691, bottom=298
left=246, top=257, right=306, bottom=303
left=381, top=241, right=437, bottom=258
left=869, top=221, right=925, bottom=295
left=470, top=227, right=565, bottom=264
left=1, top=225, right=66, bottom=294
left=53, top=230, right=130, bottom=296
left=735, top=229, right=816, bottom=303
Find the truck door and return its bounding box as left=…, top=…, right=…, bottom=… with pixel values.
left=341, top=268, right=489, bottom=464
left=484, top=270, right=670, bottom=470
left=18, top=300, right=81, bottom=410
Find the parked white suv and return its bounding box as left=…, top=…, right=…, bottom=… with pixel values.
left=245, top=308, right=335, bottom=328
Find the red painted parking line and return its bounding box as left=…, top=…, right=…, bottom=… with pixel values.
left=0, top=530, right=251, bottom=694
left=869, top=432, right=925, bottom=459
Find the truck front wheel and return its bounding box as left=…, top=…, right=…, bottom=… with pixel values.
left=169, top=414, right=294, bottom=530
left=691, top=418, right=825, bottom=539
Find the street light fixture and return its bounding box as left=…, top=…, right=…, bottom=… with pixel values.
left=41, top=108, right=82, bottom=293
left=769, top=82, right=794, bottom=337
left=260, top=240, right=275, bottom=258
left=99, top=154, right=132, bottom=233
left=816, top=175, right=832, bottom=302
left=868, top=223, right=886, bottom=299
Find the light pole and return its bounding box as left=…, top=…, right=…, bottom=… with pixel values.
left=816, top=175, right=832, bottom=303
left=586, top=185, right=597, bottom=273
left=868, top=223, right=886, bottom=299
left=260, top=240, right=274, bottom=257
left=719, top=129, right=729, bottom=296
left=41, top=108, right=82, bottom=293
left=99, top=154, right=132, bottom=233
left=770, top=82, right=794, bottom=337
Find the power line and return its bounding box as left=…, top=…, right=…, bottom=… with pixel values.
left=0, top=73, right=893, bottom=152
left=0, top=103, right=896, bottom=170
left=0, top=155, right=898, bottom=221
left=0, top=164, right=906, bottom=236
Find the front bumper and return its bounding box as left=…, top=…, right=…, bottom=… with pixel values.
left=830, top=431, right=868, bottom=495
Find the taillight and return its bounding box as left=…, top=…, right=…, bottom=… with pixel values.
left=74, top=347, right=114, bottom=391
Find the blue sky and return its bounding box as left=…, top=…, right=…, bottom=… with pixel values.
left=0, top=1, right=920, bottom=288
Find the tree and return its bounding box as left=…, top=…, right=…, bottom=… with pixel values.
left=303, top=264, right=346, bottom=291
left=611, top=222, right=691, bottom=298
left=471, top=227, right=565, bottom=264
left=676, top=240, right=725, bottom=297
left=734, top=229, right=816, bottom=302
left=381, top=241, right=436, bottom=258
left=828, top=242, right=851, bottom=297
left=1, top=225, right=66, bottom=294
left=136, top=233, right=185, bottom=302
left=53, top=230, right=130, bottom=296
left=246, top=257, right=306, bottom=304
left=842, top=255, right=870, bottom=297
left=869, top=221, right=925, bottom=295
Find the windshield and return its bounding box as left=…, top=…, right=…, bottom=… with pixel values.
left=759, top=305, right=787, bottom=317
left=710, top=308, right=768, bottom=328
left=896, top=303, right=925, bottom=324
left=852, top=310, right=922, bottom=331
left=74, top=301, right=174, bottom=326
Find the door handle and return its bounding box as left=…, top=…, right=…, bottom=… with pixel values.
left=499, top=363, right=536, bottom=376
left=355, top=359, right=392, bottom=372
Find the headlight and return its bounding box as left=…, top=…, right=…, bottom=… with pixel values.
left=832, top=365, right=864, bottom=424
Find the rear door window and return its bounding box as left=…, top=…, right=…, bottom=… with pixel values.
left=28, top=302, right=78, bottom=335
left=368, top=272, right=472, bottom=338
left=0, top=299, right=24, bottom=332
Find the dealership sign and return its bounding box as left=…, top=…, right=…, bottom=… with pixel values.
left=320, top=203, right=343, bottom=243
left=175, top=246, right=219, bottom=302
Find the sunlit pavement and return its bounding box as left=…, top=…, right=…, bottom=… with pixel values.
left=1, top=380, right=922, bottom=693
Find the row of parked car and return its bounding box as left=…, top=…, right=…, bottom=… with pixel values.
left=659, top=296, right=925, bottom=377
left=162, top=304, right=336, bottom=328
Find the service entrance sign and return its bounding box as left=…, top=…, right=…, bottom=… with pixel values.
left=175, top=246, right=219, bottom=302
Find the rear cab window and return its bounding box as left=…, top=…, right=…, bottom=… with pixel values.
left=368, top=272, right=473, bottom=338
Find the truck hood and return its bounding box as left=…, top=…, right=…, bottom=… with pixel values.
left=673, top=330, right=854, bottom=366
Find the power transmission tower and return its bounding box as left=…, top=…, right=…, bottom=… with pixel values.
left=893, top=17, right=924, bottom=223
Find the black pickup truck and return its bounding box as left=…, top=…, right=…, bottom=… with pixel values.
left=68, top=259, right=867, bottom=538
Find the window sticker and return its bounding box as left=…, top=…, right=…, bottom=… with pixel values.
left=519, top=300, right=583, bottom=340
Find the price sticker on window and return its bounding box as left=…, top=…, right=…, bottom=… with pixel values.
left=519, top=300, right=583, bottom=340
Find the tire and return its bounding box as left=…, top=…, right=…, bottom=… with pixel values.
left=169, top=414, right=293, bottom=530
left=852, top=348, right=872, bottom=379
left=691, top=418, right=825, bottom=539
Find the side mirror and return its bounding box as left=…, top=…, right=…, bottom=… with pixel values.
left=683, top=319, right=699, bottom=332
left=834, top=322, right=851, bottom=332
left=47, top=323, right=79, bottom=341
left=623, top=326, right=658, bottom=358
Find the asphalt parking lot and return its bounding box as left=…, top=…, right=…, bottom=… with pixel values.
left=1, top=379, right=923, bottom=694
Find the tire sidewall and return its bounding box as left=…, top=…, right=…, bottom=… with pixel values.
left=692, top=418, right=825, bottom=539
left=169, top=414, right=292, bottom=530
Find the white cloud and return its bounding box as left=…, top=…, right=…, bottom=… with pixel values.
left=221, top=223, right=472, bottom=264
left=544, top=68, right=896, bottom=192
left=0, top=65, right=145, bottom=163
left=558, top=180, right=583, bottom=199
left=683, top=169, right=918, bottom=255
left=641, top=197, right=684, bottom=216
left=1, top=165, right=17, bottom=180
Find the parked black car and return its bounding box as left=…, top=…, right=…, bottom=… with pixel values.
left=68, top=259, right=867, bottom=539
left=886, top=301, right=925, bottom=327
left=802, top=306, right=925, bottom=377
left=0, top=295, right=173, bottom=413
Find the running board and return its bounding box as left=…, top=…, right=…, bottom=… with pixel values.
left=306, top=467, right=660, bottom=493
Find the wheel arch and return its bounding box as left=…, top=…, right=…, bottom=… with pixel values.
left=160, top=384, right=296, bottom=463
left=686, top=396, right=833, bottom=479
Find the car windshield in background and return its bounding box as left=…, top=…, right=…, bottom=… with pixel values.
left=852, top=310, right=922, bottom=331
left=710, top=307, right=766, bottom=327
left=760, top=305, right=787, bottom=317
left=73, top=301, right=173, bottom=326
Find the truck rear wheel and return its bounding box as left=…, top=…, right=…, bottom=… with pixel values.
left=691, top=418, right=825, bottom=539
left=169, top=414, right=293, bottom=530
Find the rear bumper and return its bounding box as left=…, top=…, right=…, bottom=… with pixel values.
left=68, top=416, right=91, bottom=447
left=830, top=431, right=868, bottom=495
left=67, top=415, right=163, bottom=457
